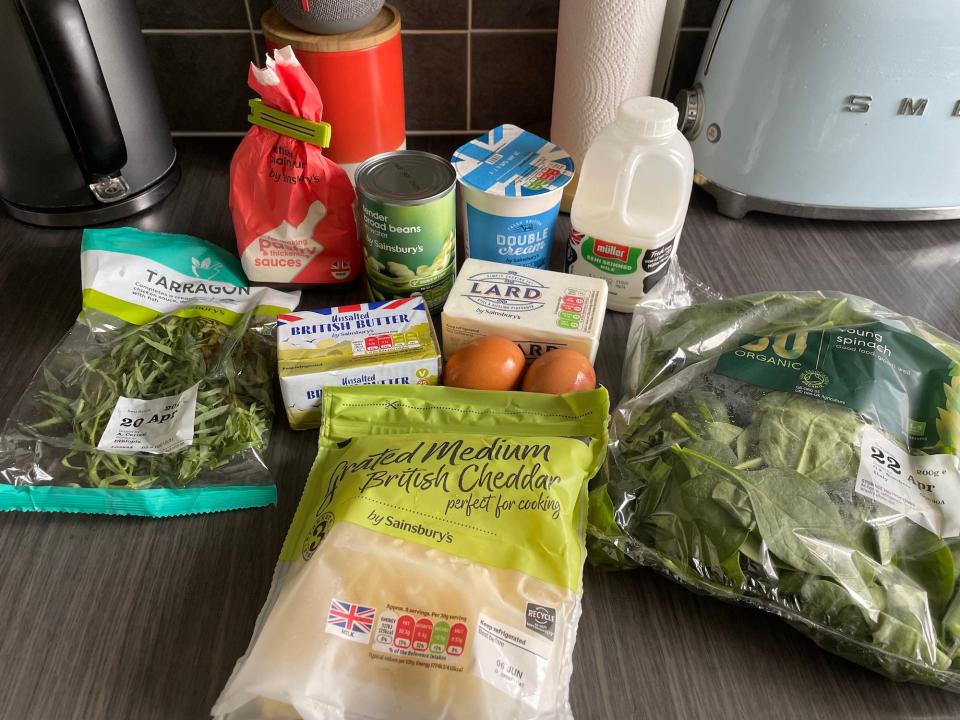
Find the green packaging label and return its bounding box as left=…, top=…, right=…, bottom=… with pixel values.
left=566, top=229, right=675, bottom=298
left=361, top=193, right=456, bottom=312
left=572, top=234, right=643, bottom=275
left=715, top=321, right=959, bottom=450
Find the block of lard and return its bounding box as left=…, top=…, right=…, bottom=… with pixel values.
left=441, top=259, right=607, bottom=363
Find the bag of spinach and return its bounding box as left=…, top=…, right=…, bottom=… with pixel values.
left=0, top=228, right=299, bottom=516
left=590, top=291, right=960, bottom=688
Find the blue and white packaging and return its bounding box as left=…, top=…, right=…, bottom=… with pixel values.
left=451, top=125, right=574, bottom=269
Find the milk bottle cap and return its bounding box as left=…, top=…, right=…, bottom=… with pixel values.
left=616, top=97, right=679, bottom=139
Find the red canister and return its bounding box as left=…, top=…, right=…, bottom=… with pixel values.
left=262, top=5, right=406, bottom=183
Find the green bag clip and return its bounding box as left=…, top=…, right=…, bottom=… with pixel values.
left=247, top=98, right=332, bottom=148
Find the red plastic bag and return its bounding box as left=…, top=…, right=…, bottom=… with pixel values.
left=230, top=46, right=360, bottom=285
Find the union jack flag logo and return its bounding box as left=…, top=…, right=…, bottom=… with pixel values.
left=330, top=260, right=352, bottom=280
left=327, top=599, right=376, bottom=635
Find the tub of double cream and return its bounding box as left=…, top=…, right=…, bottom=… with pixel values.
left=451, top=126, right=573, bottom=270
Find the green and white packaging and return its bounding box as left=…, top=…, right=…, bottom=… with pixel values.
left=0, top=227, right=300, bottom=517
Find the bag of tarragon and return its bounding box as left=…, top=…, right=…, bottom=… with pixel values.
left=0, top=227, right=299, bottom=516
left=589, top=291, right=960, bottom=689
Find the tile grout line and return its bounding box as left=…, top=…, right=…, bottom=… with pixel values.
left=142, top=28, right=560, bottom=35
left=142, top=28, right=253, bottom=34
left=246, top=28, right=557, bottom=35
left=408, top=130, right=480, bottom=135
left=242, top=0, right=259, bottom=64
left=172, top=131, right=247, bottom=137
left=172, top=130, right=483, bottom=137
left=466, top=0, right=473, bottom=131
left=468, top=28, right=557, bottom=34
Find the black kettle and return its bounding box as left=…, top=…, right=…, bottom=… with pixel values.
left=0, top=0, right=179, bottom=227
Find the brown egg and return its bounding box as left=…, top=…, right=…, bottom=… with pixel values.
left=443, top=336, right=526, bottom=390
left=521, top=349, right=596, bottom=394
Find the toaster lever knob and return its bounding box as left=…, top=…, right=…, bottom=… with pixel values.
left=675, top=86, right=704, bottom=140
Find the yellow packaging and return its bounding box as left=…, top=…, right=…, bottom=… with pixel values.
left=213, top=384, right=609, bottom=720
left=277, top=297, right=441, bottom=429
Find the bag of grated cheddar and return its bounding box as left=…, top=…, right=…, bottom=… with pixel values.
left=213, top=384, right=608, bottom=720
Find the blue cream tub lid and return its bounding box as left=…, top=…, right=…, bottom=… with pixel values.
left=451, top=124, right=574, bottom=197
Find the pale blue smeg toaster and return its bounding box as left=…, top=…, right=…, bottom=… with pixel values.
left=675, top=0, right=960, bottom=220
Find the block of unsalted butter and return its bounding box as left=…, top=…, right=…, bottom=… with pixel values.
left=277, top=297, right=441, bottom=429
left=441, top=259, right=607, bottom=362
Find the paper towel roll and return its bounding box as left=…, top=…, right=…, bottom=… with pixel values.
left=550, top=0, right=668, bottom=210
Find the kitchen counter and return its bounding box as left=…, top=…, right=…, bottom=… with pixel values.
left=2, top=139, right=960, bottom=720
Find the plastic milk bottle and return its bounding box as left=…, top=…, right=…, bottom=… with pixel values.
left=566, top=97, right=694, bottom=312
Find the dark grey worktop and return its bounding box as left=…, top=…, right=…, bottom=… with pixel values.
left=1, top=139, right=960, bottom=719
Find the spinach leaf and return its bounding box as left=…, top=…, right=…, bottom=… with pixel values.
left=739, top=530, right=767, bottom=570
left=634, top=458, right=672, bottom=518
left=873, top=583, right=945, bottom=668
left=677, top=438, right=738, bottom=475
left=676, top=447, right=846, bottom=571
left=617, top=403, right=667, bottom=460
left=704, top=421, right=743, bottom=447
left=738, top=529, right=785, bottom=581
left=735, top=421, right=759, bottom=463
left=720, top=553, right=746, bottom=587
left=873, top=523, right=895, bottom=565
left=587, top=484, right=617, bottom=535
left=947, top=538, right=960, bottom=585
left=741, top=467, right=877, bottom=617
left=942, top=591, right=960, bottom=651
left=650, top=510, right=696, bottom=567
left=679, top=472, right=752, bottom=564
left=675, top=447, right=880, bottom=618
left=889, top=524, right=955, bottom=616
left=754, top=393, right=860, bottom=483
left=586, top=484, right=632, bottom=569
left=798, top=578, right=873, bottom=638
left=671, top=390, right=729, bottom=429
left=709, top=477, right=754, bottom=529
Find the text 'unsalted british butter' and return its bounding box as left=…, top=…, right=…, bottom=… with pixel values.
left=441, top=259, right=608, bottom=363
left=277, top=297, right=441, bottom=429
